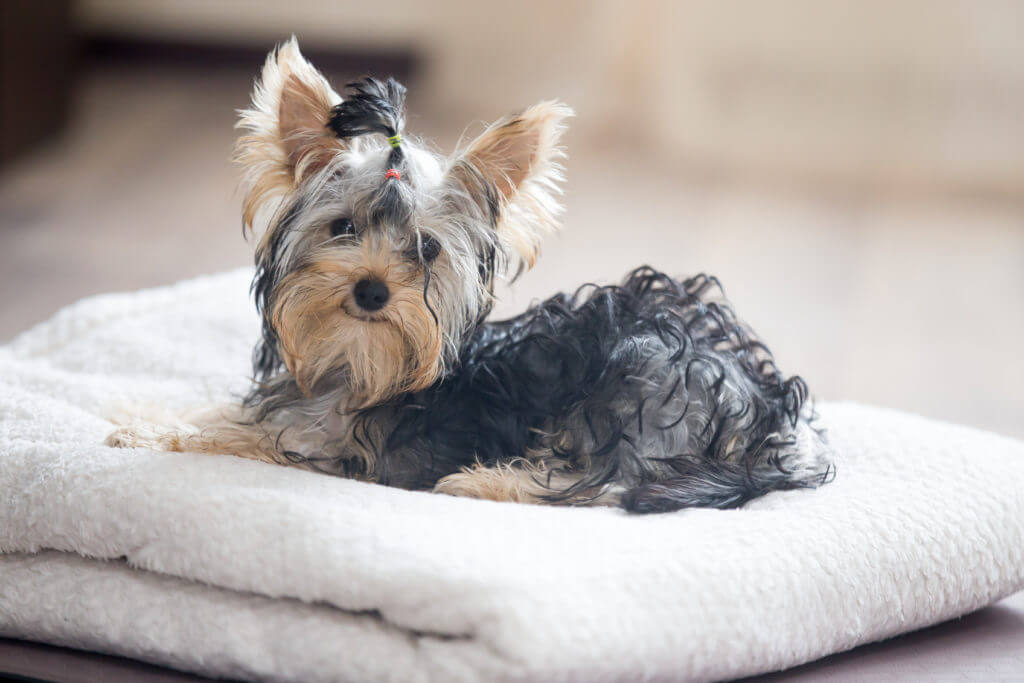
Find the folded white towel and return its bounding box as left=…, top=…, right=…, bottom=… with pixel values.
left=1, top=270, right=1022, bottom=682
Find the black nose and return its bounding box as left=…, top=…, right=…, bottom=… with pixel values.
left=353, top=278, right=390, bottom=311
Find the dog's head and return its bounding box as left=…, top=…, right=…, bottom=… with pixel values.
left=235, top=38, right=572, bottom=407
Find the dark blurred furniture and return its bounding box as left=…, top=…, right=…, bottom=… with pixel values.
left=0, top=638, right=217, bottom=683
left=0, top=0, right=75, bottom=167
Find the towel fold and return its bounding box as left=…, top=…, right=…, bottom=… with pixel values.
left=1, top=270, right=1022, bottom=682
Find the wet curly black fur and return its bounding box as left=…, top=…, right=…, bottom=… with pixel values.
left=248, top=267, right=834, bottom=512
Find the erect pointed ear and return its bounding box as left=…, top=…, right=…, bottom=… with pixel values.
left=235, top=37, right=342, bottom=230
left=448, top=101, right=573, bottom=269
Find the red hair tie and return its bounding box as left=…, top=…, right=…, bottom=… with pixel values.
left=384, top=168, right=401, bottom=181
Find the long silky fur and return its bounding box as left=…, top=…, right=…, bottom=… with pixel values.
left=229, top=42, right=832, bottom=513
left=248, top=267, right=834, bottom=512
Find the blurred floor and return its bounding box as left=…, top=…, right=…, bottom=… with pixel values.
left=0, top=61, right=1022, bottom=682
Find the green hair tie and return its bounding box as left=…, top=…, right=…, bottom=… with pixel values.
left=387, top=133, right=402, bottom=149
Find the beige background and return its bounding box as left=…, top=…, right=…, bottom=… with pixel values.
left=2, top=62, right=1021, bottom=440
left=79, top=0, right=1024, bottom=196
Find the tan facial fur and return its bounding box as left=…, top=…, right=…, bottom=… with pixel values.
left=271, top=239, right=445, bottom=406
left=235, top=38, right=572, bottom=412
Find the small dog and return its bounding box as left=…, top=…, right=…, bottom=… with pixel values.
left=108, top=39, right=833, bottom=512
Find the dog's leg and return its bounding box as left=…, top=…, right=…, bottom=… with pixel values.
left=433, top=459, right=621, bottom=506
left=434, top=462, right=545, bottom=502
left=105, top=404, right=284, bottom=466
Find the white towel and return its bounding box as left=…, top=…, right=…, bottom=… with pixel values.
left=1, top=270, right=1022, bottom=682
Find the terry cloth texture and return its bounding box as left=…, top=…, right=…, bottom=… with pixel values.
left=1, top=269, right=1023, bottom=682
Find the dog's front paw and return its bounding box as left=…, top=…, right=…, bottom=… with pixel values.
left=434, top=465, right=532, bottom=503
left=105, top=422, right=187, bottom=451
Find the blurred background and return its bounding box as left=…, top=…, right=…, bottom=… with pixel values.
left=1, top=0, right=1022, bottom=439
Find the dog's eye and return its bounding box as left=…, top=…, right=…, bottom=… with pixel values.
left=413, top=234, right=442, bottom=262
left=329, top=217, right=356, bottom=238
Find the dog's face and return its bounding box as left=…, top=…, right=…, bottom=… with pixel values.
left=235, top=39, right=571, bottom=407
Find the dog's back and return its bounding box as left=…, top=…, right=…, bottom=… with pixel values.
left=365, top=267, right=834, bottom=512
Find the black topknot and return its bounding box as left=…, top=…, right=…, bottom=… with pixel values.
left=327, top=77, right=412, bottom=226
left=326, top=77, right=407, bottom=140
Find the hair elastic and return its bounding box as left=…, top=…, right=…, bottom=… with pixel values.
left=384, top=168, right=402, bottom=181
left=386, top=133, right=402, bottom=149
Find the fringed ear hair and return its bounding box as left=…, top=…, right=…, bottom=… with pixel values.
left=327, top=77, right=412, bottom=226
left=447, top=101, right=573, bottom=271
left=234, top=37, right=343, bottom=232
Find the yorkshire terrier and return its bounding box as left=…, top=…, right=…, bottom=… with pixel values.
left=107, top=38, right=833, bottom=513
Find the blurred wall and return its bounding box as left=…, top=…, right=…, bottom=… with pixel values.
left=80, top=0, right=1024, bottom=197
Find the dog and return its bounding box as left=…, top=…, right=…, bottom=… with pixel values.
left=107, top=38, right=834, bottom=513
